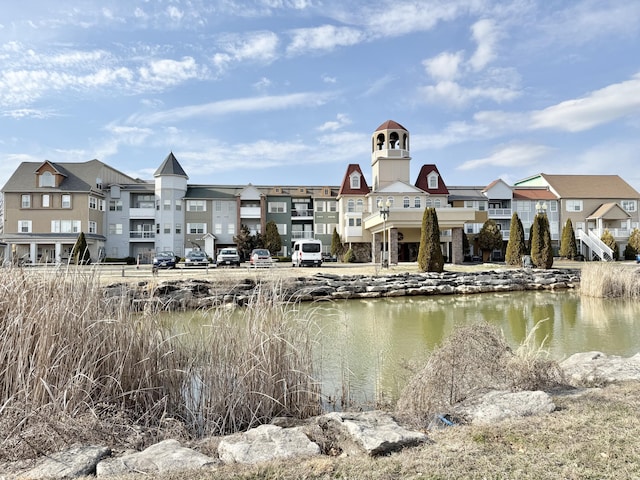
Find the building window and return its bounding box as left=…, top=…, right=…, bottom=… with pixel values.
left=215, top=223, right=222, bottom=234
left=52, top=220, right=81, bottom=233
left=89, top=197, right=97, bottom=209
left=89, top=221, right=97, bottom=234
left=414, top=197, right=421, bottom=208
left=622, top=200, right=637, bottom=212
left=21, top=194, right=31, bottom=208
left=99, top=199, right=105, bottom=211
left=566, top=200, right=583, bottom=212
left=175, top=200, right=182, bottom=211
left=276, top=223, right=287, bottom=235
left=228, top=224, right=235, bottom=235
left=18, top=220, right=32, bottom=233
left=348, top=218, right=362, bottom=227
left=316, top=202, right=324, bottom=212
left=387, top=196, right=394, bottom=207
left=215, top=201, right=222, bottom=212
left=176, top=223, right=182, bottom=234
left=164, top=223, right=171, bottom=234
left=108, top=224, right=123, bottom=235
left=356, top=199, right=364, bottom=212
left=268, top=202, right=287, bottom=213
left=403, top=197, right=410, bottom=208
left=42, top=194, right=50, bottom=208
left=61, top=194, right=71, bottom=208
left=109, top=200, right=123, bottom=211
left=39, top=171, right=55, bottom=187
left=187, top=223, right=206, bottom=234
left=350, top=173, right=360, bottom=189
left=434, top=198, right=442, bottom=207
left=163, top=200, right=171, bottom=211
left=347, top=199, right=355, bottom=213
left=187, top=200, right=206, bottom=212
left=425, top=199, right=432, bottom=207
left=428, top=173, right=438, bottom=189
left=329, top=201, right=337, bottom=212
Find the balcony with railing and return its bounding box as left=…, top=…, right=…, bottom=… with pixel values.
left=240, top=206, right=261, bottom=218
left=129, top=207, right=156, bottom=219
left=130, top=231, right=155, bottom=240
left=291, top=209, right=313, bottom=219
left=488, top=208, right=512, bottom=218
left=291, top=231, right=314, bottom=239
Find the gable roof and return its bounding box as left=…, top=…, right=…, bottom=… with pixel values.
left=587, top=202, right=631, bottom=221
left=154, top=152, right=188, bottom=178
left=414, top=164, right=449, bottom=195
left=518, top=173, right=640, bottom=199
left=338, top=164, right=370, bottom=196
left=1, top=159, right=140, bottom=193
left=374, top=180, right=425, bottom=194
left=512, top=188, right=557, bottom=200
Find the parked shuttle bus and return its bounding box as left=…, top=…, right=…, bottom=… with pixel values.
left=291, top=239, right=323, bottom=267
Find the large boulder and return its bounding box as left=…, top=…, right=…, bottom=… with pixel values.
left=314, top=411, right=427, bottom=456
left=454, top=390, right=556, bottom=424
left=561, top=351, right=640, bottom=386
left=218, top=424, right=320, bottom=465
left=20, top=445, right=111, bottom=479
left=96, top=439, right=217, bottom=476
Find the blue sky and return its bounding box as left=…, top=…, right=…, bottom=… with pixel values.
left=2, top=0, right=640, bottom=192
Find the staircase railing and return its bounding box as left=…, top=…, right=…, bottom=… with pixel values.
left=576, top=230, right=613, bottom=261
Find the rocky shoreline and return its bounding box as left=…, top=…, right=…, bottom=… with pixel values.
left=6, top=351, right=640, bottom=479
left=106, top=267, right=582, bottom=311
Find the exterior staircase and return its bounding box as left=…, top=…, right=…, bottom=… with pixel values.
left=576, top=230, right=614, bottom=261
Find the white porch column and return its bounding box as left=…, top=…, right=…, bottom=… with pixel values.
left=55, top=242, right=62, bottom=263
left=30, top=243, right=37, bottom=263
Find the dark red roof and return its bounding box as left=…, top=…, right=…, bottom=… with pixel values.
left=338, top=164, right=370, bottom=196
left=415, top=164, right=449, bottom=195
left=374, top=120, right=408, bottom=132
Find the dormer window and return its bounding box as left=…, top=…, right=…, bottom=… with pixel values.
left=350, top=173, right=361, bottom=190
left=39, top=171, right=55, bottom=187
left=428, top=173, right=438, bottom=189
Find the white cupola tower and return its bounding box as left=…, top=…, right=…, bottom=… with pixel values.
left=371, top=120, right=411, bottom=191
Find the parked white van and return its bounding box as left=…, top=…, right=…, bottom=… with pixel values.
left=291, top=239, right=323, bottom=267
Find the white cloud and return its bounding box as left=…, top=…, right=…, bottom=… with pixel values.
left=419, top=80, right=519, bottom=107
left=253, top=77, right=272, bottom=91
left=322, top=74, right=337, bottom=84
left=458, top=143, right=552, bottom=170
left=1, top=108, right=57, bottom=119
left=469, top=19, right=499, bottom=71
left=213, top=31, right=280, bottom=71
left=531, top=73, right=640, bottom=132
left=130, top=91, right=336, bottom=126
left=166, top=6, right=184, bottom=21
left=423, top=51, right=463, bottom=81
left=362, top=1, right=464, bottom=38
left=286, top=25, right=364, bottom=55
left=139, top=57, right=204, bottom=87
left=317, top=113, right=351, bottom=132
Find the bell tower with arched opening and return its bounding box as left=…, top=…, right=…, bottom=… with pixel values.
left=371, top=120, right=411, bottom=191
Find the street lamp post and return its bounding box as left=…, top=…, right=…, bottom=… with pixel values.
left=378, top=199, right=390, bottom=268
left=536, top=201, right=547, bottom=215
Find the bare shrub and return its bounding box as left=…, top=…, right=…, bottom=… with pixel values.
left=396, top=322, right=565, bottom=424
left=580, top=263, right=640, bottom=298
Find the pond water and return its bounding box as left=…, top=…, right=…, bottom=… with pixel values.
left=176, top=290, right=640, bottom=408
left=302, top=291, right=640, bottom=407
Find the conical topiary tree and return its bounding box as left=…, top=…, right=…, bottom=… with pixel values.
left=418, top=207, right=444, bottom=272
left=477, top=219, right=503, bottom=262
left=330, top=227, right=344, bottom=260
left=264, top=220, right=282, bottom=255
left=71, top=231, right=91, bottom=265
left=505, top=212, right=526, bottom=266
left=559, top=219, right=578, bottom=260
left=624, top=228, right=640, bottom=260
left=530, top=214, right=553, bottom=268
left=601, top=229, right=619, bottom=260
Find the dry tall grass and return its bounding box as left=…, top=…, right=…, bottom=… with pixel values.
left=579, top=263, right=640, bottom=298
left=0, top=267, right=320, bottom=458
left=396, top=322, right=564, bottom=424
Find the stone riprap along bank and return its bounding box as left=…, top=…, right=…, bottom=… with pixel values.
left=106, top=268, right=581, bottom=311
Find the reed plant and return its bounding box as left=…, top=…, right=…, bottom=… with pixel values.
left=579, top=263, right=640, bottom=298
left=0, top=267, right=320, bottom=458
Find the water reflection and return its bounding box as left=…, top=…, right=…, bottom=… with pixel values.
left=301, top=291, right=640, bottom=406
left=176, top=291, right=640, bottom=408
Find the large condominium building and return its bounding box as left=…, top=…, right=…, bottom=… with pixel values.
left=2, top=121, right=639, bottom=264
